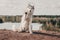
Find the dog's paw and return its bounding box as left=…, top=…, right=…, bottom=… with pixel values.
left=30, top=32, right=33, bottom=34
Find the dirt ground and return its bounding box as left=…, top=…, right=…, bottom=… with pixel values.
left=0, top=29, right=60, bottom=40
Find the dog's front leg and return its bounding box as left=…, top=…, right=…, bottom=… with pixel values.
left=29, top=25, right=33, bottom=34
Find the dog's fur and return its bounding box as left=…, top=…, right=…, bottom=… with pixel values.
left=17, top=4, right=34, bottom=34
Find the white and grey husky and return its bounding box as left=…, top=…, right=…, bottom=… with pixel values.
left=12, top=4, right=34, bottom=34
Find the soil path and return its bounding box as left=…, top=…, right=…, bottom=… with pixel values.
left=0, top=29, right=60, bottom=40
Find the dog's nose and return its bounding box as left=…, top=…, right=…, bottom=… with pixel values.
left=25, top=12, right=27, bottom=14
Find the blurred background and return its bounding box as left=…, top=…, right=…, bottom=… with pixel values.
left=0, top=0, right=60, bottom=32
left=0, top=15, right=60, bottom=32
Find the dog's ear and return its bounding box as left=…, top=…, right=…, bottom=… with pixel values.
left=28, top=4, right=31, bottom=7
left=32, top=6, right=34, bottom=9
left=28, top=4, right=34, bottom=9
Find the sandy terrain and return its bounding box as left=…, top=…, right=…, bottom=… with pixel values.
left=0, top=29, right=60, bottom=40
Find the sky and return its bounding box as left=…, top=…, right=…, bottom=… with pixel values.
left=0, top=0, right=60, bottom=15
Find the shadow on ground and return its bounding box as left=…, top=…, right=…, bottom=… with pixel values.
left=33, top=32, right=60, bottom=38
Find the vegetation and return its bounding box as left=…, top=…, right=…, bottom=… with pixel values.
left=0, top=15, right=60, bottom=32
left=0, top=18, right=3, bottom=23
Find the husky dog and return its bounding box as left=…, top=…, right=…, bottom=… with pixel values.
left=17, top=4, right=34, bottom=34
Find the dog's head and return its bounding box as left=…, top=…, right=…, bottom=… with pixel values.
left=25, top=4, right=34, bottom=19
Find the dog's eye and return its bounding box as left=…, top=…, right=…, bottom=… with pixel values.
left=25, top=12, right=27, bottom=14
left=30, top=10, right=31, bottom=12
